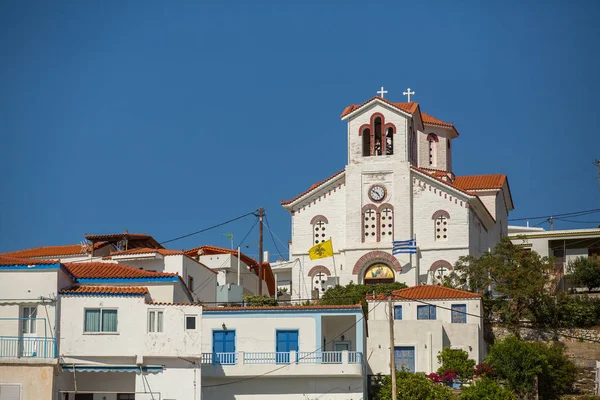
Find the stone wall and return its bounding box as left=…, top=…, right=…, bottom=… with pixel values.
left=490, top=326, right=600, bottom=344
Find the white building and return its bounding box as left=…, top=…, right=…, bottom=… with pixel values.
left=508, top=226, right=600, bottom=290
left=200, top=304, right=366, bottom=400
left=280, top=95, right=514, bottom=300
left=366, top=285, right=483, bottom=378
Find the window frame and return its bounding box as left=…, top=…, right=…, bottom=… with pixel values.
left=451, top=304, right=467, bottom=324
left=393, top=305, right=403, bottom=320
left=417, top=305, right=437, bottom=320
left=148, top=309, right=164, bottom=333
left=185, top=315, right=197, bottom=330
left=83, top=308, right=119, bottom=334
left=21, top=306, right=37, bottom=334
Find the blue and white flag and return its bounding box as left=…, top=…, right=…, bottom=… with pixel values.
left=392, top=239, right=417, bottom=255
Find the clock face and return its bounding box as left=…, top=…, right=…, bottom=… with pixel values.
left=369, top=185, right=386, bottom=202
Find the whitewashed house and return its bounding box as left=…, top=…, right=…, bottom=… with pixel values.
left=0, top=256, right=63, bottom=400
left=508, top=226, right=600, bottom=291
left=54, top=261, right=202, bottom=400
left=200, top=304, right=366, bottom=400
left=366, top=285, right=483, bottom=378
left=280, top=95, right=513, bottom=300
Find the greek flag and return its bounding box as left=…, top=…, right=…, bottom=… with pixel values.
left=392, top=239, right=417, bottom=255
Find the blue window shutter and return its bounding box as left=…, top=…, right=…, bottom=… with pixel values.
left=394, top=306, right=402, bottom=320
left=430, top=305, right=436, bottom=320
left=452, top=304, right=467, bottom=323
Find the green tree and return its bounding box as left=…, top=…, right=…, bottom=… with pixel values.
left=485, top=336, right=577, bottom=399
left=319, top=281, right=407, bottom=306
left=459, top=378, right=516, bottom=400
left=243, top=294, right=278, bottom=306
left=375, top=370, right=453, bottom=400
left=569, top=256, right=600, bottom=292
left=437, top=348, right=476, bottom=381
left=443, top=237, right=557, bottom=330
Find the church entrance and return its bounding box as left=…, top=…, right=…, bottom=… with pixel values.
left=363, top=263, right=395, bottom=284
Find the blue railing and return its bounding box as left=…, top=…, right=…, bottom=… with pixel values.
left=201, top=351, right=363, bottom=365
left=0, top=336, right=56, bottom=359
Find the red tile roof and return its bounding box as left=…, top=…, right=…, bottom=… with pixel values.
left=281, top=169, right=345, bottom=206
left=60, top=285, right=149, bottom=296
left=106, top=248, right=184, bottom=258
left=421, top=112, right=460, bottom=136
left=340, top=97, right=419, bottom=119
left=62, top=262, right=178, bottom=280
left=203, top=304, right=362, bottom=311
left=85, top=232, right=163, bottom=249
left=368, top=285, right=481, bottom=301
left=453, top=174, right=507, bottom=191
left=0, top=256, right=60, bottom=266
left=1, top=242, right=109, bottom=259
left=184, top=245, right=275, bottom=295
left=146, top=302, right=202, bottom=307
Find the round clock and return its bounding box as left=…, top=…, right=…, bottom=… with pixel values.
left=369, top=185, right=386, bottom=202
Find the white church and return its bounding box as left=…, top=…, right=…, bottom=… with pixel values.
left=278, top=90, right=514, bottom=300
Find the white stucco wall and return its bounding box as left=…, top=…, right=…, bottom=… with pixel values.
left=0, top=365, right=55, bottom=400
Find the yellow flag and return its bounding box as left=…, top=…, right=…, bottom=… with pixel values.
left=308, top=239, right=334, bottom=260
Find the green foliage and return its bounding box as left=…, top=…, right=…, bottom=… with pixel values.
left=436, top=348, right=476, bottom=380
left=485, top=336, right=545, bottom=397
left=443, top=237, right=557, bottom=331
left=485, top=336, right=577, bottom=399
left=569, top=256, right=600, bottom=291
left=529, top=292, right=600, bottom=329
left=375, top=370, right=453, bottom=400
left=243, top=294, right=278, bottom=306
left=319, top=281, right=407, bottom=306
left=459, top=378, right=517, bottom=400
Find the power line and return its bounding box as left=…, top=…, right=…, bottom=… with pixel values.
left=554, top=218, right=600, bottom=224
left=236, top=218, right=259, bottom=249
left=159, top=211, right=257, bottom=245
left=264, top=213, right=287, bottom=261
left=509, top=208, right=600, bottom=222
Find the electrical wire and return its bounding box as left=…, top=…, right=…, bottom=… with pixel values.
left=508, top=208, right=600, bottom=222
left=236, top=218, right=259, bottom=249
left=264, top=213, right=287, bottom=261
left=159, top=211, right=257, bottom=245
left=554, top=218, right=600, bottom=224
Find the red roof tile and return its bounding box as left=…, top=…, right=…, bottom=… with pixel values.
left=60, top=285, right=149, bottom=296
left=368, top=285, right=481, bottom=301
left=1, top=242, right=109, bottom=259
left=0, top=256, right=60, bottom=266
left=340, top=97, right=419, bottom=119
left=453, top=174, right=507, bottom=191
left=281, top=169, right=345, bottom=206
left=106, top=248, right=184, bottom=257
left=203, top=304, right=362, bottom=311
left=62, top=262, right=178, bottom=280
left=146, top=302, right=202, bottom=307
left=85, top=232, right=163, bottom=249
left=421, top=112, right=460, bottom=136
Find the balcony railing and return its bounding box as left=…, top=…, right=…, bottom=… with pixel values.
left=0, top=336, right=56, bottom=359
left=201, top=351, right=363, bottom=366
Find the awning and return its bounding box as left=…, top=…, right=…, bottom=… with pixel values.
left=61, top=364, right=164, bottom=374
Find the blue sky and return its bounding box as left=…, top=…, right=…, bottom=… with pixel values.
left=1, top=0, right=599, bottom=257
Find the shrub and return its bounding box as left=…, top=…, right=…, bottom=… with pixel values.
left=474, top=363, right=496, bottom=378
left=569, top=256, right=600, bottom=291
left=375, top=370, right=453, bottom=400
left=437, top=348, right=476, bottom=381
left=459, top=378, right=517, bottom=400
left=531, top=342, right=577, bottom=399
left=243, top=294, right=278, bottom=306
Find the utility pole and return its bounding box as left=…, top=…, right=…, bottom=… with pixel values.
left=258, top=207, right=264, bottom=296
left=549, top=216, right=554, bottom=231
left=388, top=293, right=397, bottom=400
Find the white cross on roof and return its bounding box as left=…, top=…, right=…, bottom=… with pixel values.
left=403, top=88, right=415, bottom=102
left=377, top=86, right=388, bottom=98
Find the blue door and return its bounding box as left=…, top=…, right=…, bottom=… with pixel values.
left=394, top=346, right=415, bottom=372
left=213, top=330, right=236, bottom=364
left=276, top=330, right=299, bottom=363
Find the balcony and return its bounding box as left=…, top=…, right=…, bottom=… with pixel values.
left=201, top=351, right=363, bottom=377
left=0, top=336, right=56, bottom=359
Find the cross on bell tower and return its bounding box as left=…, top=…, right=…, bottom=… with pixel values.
left=377, top=86, right=388, bottom=98
left=403, top=88, right=415, bottom=102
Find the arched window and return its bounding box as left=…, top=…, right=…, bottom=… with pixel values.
left=362, top=205, right=378, bottom=243
left=309, top=266, right=331, bottom=298
left=427, top=133, right=438, bottom=166
left=432, top=210, right=450, bottom=241
left=379, top=204, right=394, bottom=241
left=374, top=117, right=382, bottom=156
left=362, top=128, right=371, bottom=156
left=311, top=216, right=329, bottom=245
left=385, top=127, right=394, bottom=155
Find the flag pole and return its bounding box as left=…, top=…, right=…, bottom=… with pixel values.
left=331, top=240, right=338, bottom=278
left=414, top=234, right=419, bottom=285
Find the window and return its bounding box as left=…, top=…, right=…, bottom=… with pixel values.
left=188, top=275, right=195, bottom=291
left=0, top=384, right=21, bottom=400
left=435, top=215, right=448, bottom=241
left=417, top=305, right=436, bottom=320
left=148, top=310, right=164, bottom=333
left=362, top=128, right=371, bottom=156
left=185, top=315, right=196, bottom=330
left=374, top=117, right=382, bottom=156
left=380, top=206, right=393, bottom=239
left=21, top=306, right=37, bottom=334
left=84, top=309, right=118, bottom=333
left=394, top=347, right=415, bottom=372
left=363, top=206, right=378, bottom=242
left=385, top=127, right=393, bottom=155
left=312, top=270, right=328, bottom=295
left=451, top=304, right=467, bottom=323
left=394, top=305, right=402, bottom=320
left=312, top=218, right=328, bottom=244
left=427, top=133, right=438, bottom=166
